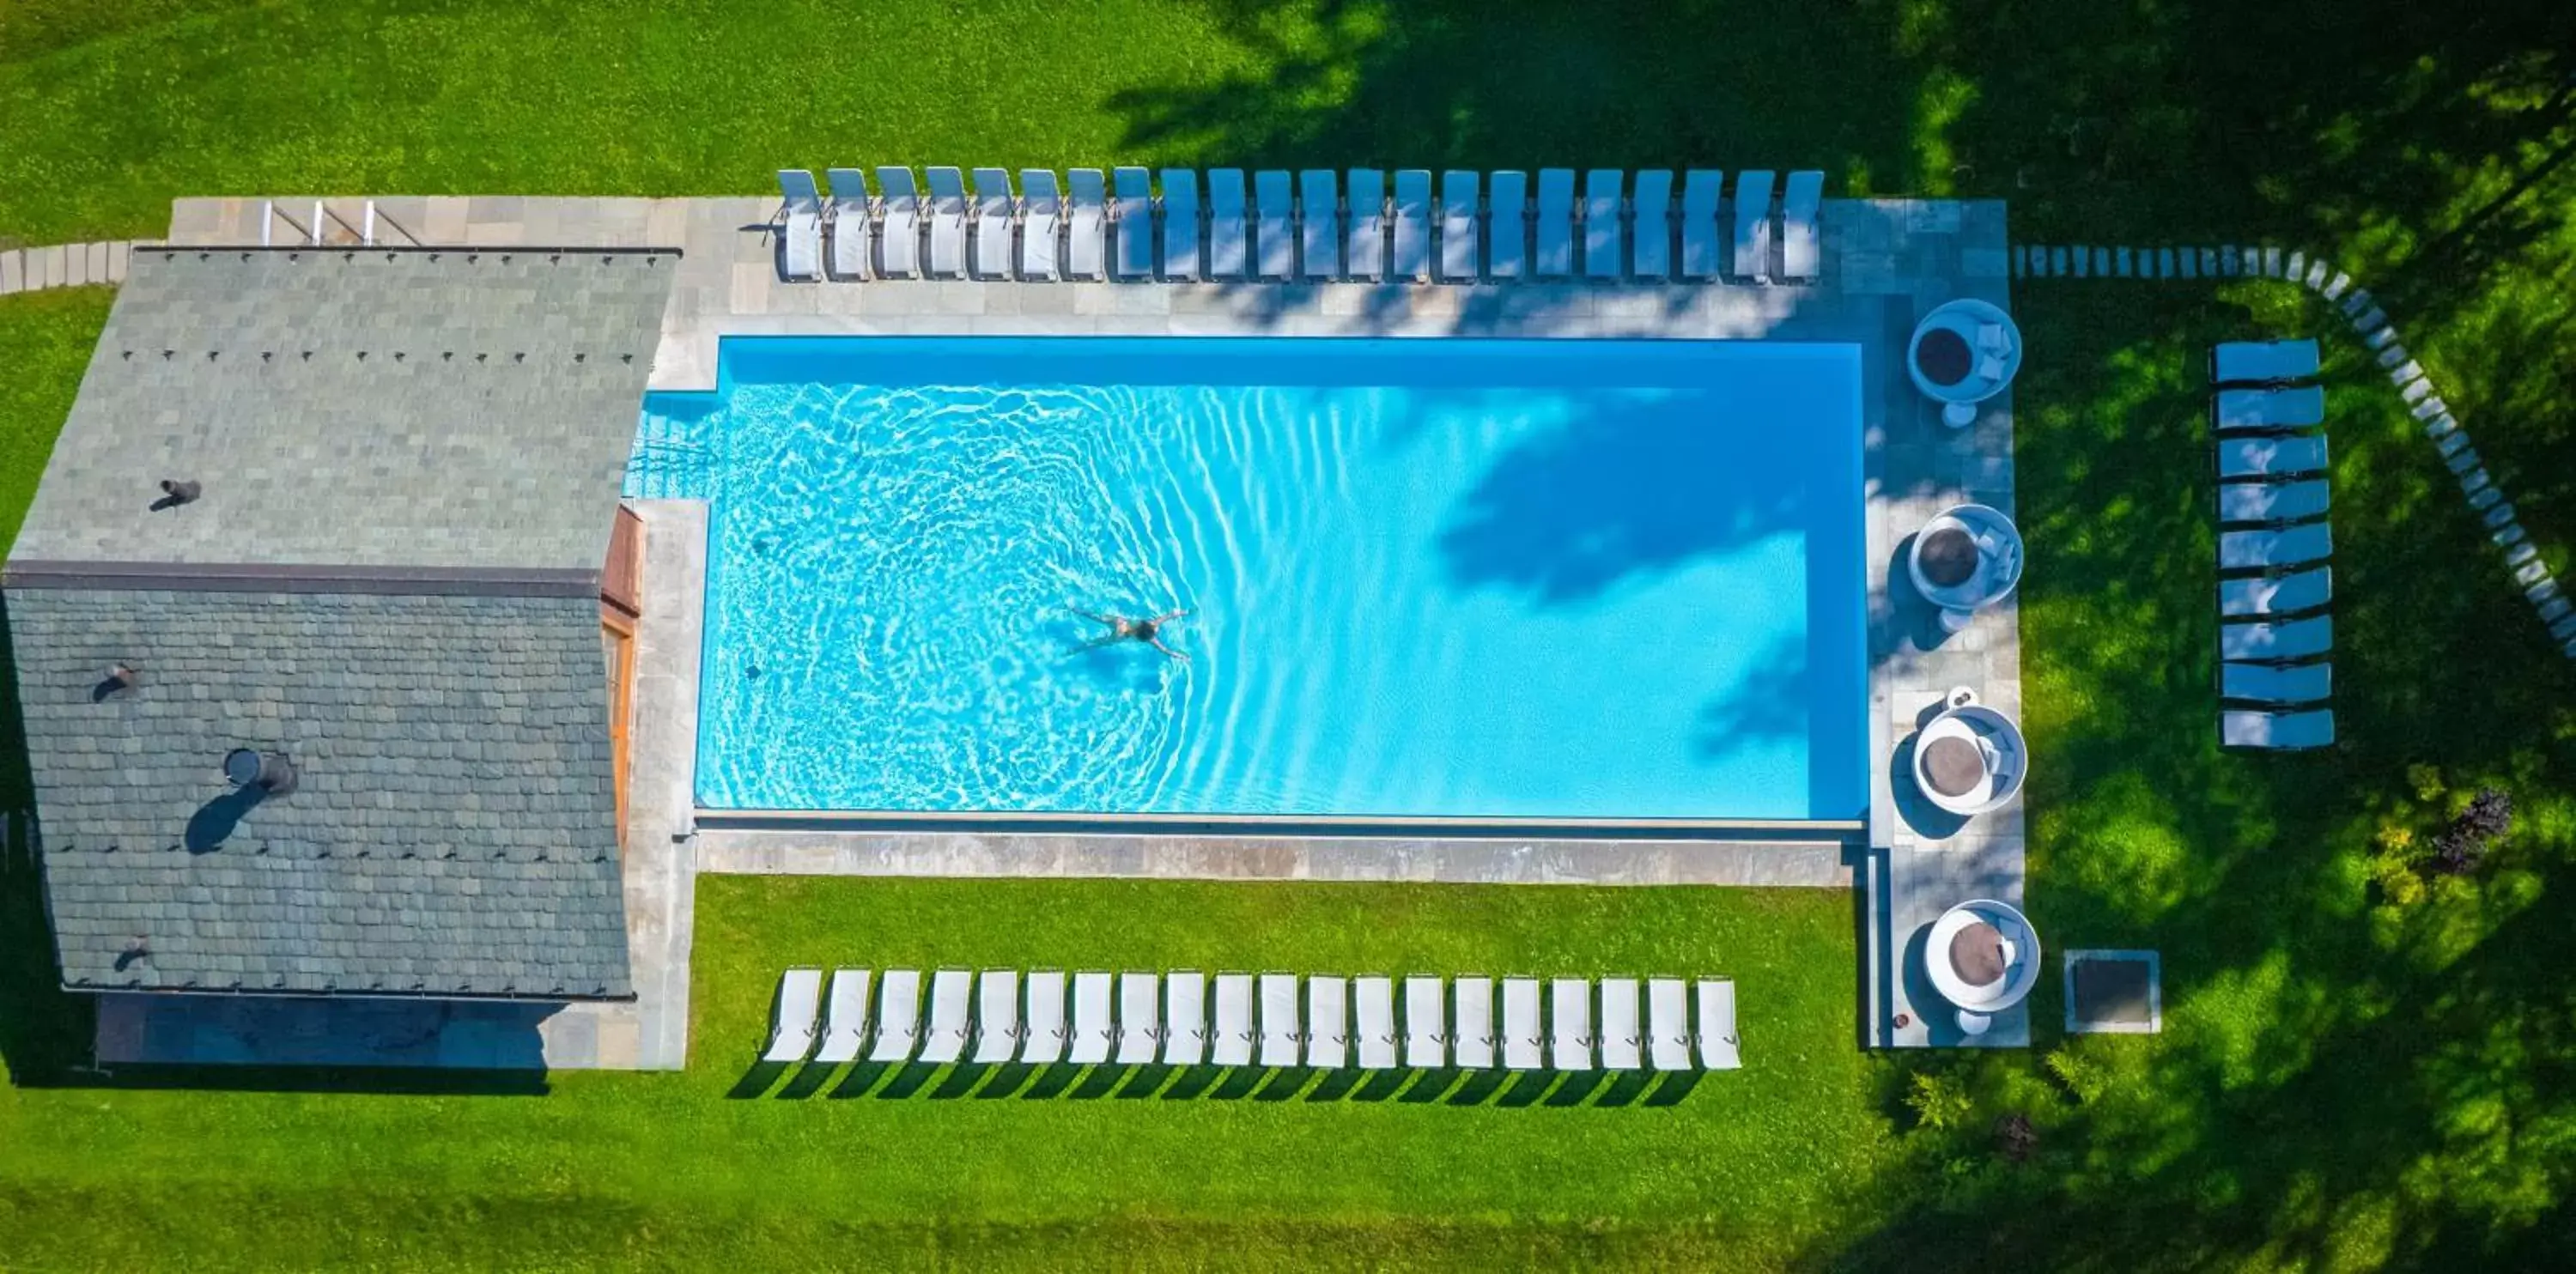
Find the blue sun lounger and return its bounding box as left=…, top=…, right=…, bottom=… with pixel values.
left=775, top=170, right=823, bottom=282
left=1486, top=171, right=1529, bottom=278
left=1111, top=167, right=1156, bottom=280
left=2223, top=708, right=2335, bottom=749
left=1534, top=169, right=1577, bottom=276
left=2221, top=615, right=2333, bottom=662
left=1346, top=168, right=1387, bottom=281
left=1733, top=169, right=1776, bottom=283
left=1437, top=171, right=1479, bottom=282
left=1160, top=168, right=1200, bottom=279
left=2222, top=661, right=2332, bottom=704
left=1583, top=169, right=1623, bottom=278
left=1631, top=169, right=1674, bottom=279
left=1299, top=170, right=1340, bottom=279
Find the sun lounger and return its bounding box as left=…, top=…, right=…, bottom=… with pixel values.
left=925, top=167, right=968, bottom=277
left=1116, top=971, right=1160, bottom=1064
left=2222, top=660, right=2332, bottom=704
left=1631, top=169, right=1674, bottom=279
left=1403, top=976, right=1445, bottom=1068
left=1647, top=978, right=1691, bottom=1071
left=2218, top=434, right=2329, bottom=481
left=1697, top=980, right=1741, bottom=1070
left=1454, top=976, right=1497, bottom=1069
left=1487, top=171, right=1529, bottom=278
left=2223, top=708, right=2336, bottom=749
left=1164, top=970, right=1207, bottom=1066
left=1733, top=169, right=1776, bottom=283
left=969, top=168, right=1015, bottom=279
left=1069, top=971, right=1114, bottom=1065
left=1066, top=168, right=1108, bottom=281
left=1390, top=169, right=1431, bottom=282
left=1022, top=969, right=1067, bottom=1065
left=813, top=968, right=871, bottom=1065
left=1298, top=169, right=1339, bottom=279
left=2220, top=478, right=2331, bottom=525
left=1550, top=977, right=1593, bottom=1071
left=1437, top=171, right=1479, bottom=282
left=875, top=167, right=921, bottom=279
left=2215, top=385, right=2326, bottom=434
left=1212, top=972, right=1255, bottom=1065
left=2219, top=523, right=2333, bottom=572
left=1680, top=169, right=1723, bottom=279
left=1159, top=168, right=1200, bottom=280
left=2222, top=616, right=2333, bottom=663
left=763, top=967, right=823, bottom=1062
left=821, top=168, right=869, bottom=281
left=1018, top=169, right=1062, bottom=281
left=1111, top=167, right=1155, bottom=280
left=1356, top=976, right=1399, bottom=1070
left=1306, top=975, right=1348, bottom=1069
left=971, top=969, right=1021, bottom=1064
left=2212, top=339, right=2321, bottom=386
left=1598, top=978, right=1642, bottom=1071
left=1207, top=169, right=1249, bottom=279
left=775, top=171, right=823, bottom=282
left=1501, top=977, right=1543, bottom=1070
left=2221, top=567, right=2332, bottom=618
left=1346, top=168, right=1387, bottom=281
left=1583, top=169, right=1624, bottom=278
left=1534, top=168, right=1576, bottom=276
left=1780, top=170, right=1825, bottom=282
left=870, top=968, right=922, bottom=1063
left=1255, top=170, right=1295, bottom=279
left=1259, top=973, right=1301, bottom=1066
left=920, top=968, right=973, bottom=1064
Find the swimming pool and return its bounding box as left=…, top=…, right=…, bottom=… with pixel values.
left=671, top=336, right=1866, bottom=822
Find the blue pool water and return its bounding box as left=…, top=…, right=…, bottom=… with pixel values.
left=675, top=336, right=1866, bottom=821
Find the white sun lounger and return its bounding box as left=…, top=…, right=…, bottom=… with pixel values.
left=1356, top=976, right=1399, bottom=1070
left=820, top=168, right=870, bottom=281
left=2219, top=523, right=2333, bottom=572
left=1680, top=169, right=1723, bottom=278
left=1454, top=976, right=1497, bottom=1069
left=1298, top=169, right=1339, bottom=279
left=1647, top=978, right=1691, bottom=1071
left=1390, top=169, right=1431, bottom=282
left=1212, top=973, right=1255, bottom=1065
left=1306, top=975, right=1348, bottom=1069
left=775, top=171, right=823, bottom=282
left=1111, top=167, right=1155, bottom=280
left=1116, top=971, right=1160, bottom=1064
left=2219, top=434, right=2329, bottom=481
left=920, top=968, right=973, bottom=1065
left=1403, top=976, right=1445, bottom=1068
left=2215, top=385, right=2326, bottom=433
left=2221, top=567, right=2332, bottom=618
left=1437, top=170, right=1478, bottom=282
left=971, top=969, right=1021, bottom=1064
left=1066, top=168, right=1109, bottom=281
left=874, top=167, right=921, bottom=279
left=1018, top=169, right=1062, bottom=281
left=763, top=967, right=823, bottom=1062
left=1698, top=980, right=1741, bottom=1070
left=2222, top=616, right=2333, bottom=662
left=1254, top=170, right=1295, bottom=279
left=1164, top=970, right=1207, bottom=1066
left=2224, top=708, right=2336, bottom=749
left=1598, top=978, right=1642, bottom=1071
left=1534, top=168, right=1576, bottom=276
left=969, top=168, right=1015, bottom=279
left=1259, top=973, right=1301, bottom=1066
left=1501, top=977, right=1543, bottom=1070
left=2212, top=338, right=2320, bottom=386
left=925, top=167, right=968, bottom=277
left=813, top=968, right=871, bottom=1065
left=1733, top=169, right=1776, bottom=283
left=1207, top=168, right=1249, bottom=279
left=870, top=968, right=922, bottom=1063
left=1021, top=969, right=1067, bottom=1065
left=1550, top=977, right=1593, bottom=1071
left=1631, top=169, right=1673, bottom=279
left=1583, top=169, right=1623, bottom=278
left=1069, top=971, right=1114, bottom=1065
left=2220, top=478, right=2331, bottom=525
left=1345, top=167, right=1386, bottom=281
left=1487, top=171, right=1529, bottom=278
left=1780, top=170, right=1824, bottom=282
left=2223, top=660, right=2332, bottom=704
left=1160, top=168, right=1200, bottom=280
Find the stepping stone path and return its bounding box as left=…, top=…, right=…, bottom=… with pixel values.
left=2014, top=241, right=2573, bottom=660
left=0, top=241, right=143, bottom=294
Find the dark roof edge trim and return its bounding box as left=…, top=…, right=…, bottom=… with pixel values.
left=70, top=980, right=635, bottom=1004
left=149, top=244, right=683, bottom=258
left=4, top=561, right=600, bottom=598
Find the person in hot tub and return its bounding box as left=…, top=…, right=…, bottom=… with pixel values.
left=1071, top=607, right=1190, bottom=661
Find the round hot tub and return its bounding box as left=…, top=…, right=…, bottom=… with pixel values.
left=1923, top=899, right=2042, bottom=1017
left=1907, top=504, right=2025, bottom=627
left=1910, top=688, right=2026, bottom=816
left=1908, top=300, right=2022, bottom=426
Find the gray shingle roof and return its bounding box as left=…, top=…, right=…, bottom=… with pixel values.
left=10, top=585, right=632, bottom=998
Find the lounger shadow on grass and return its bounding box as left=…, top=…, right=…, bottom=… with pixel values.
left=974, top=1062, right=1037, bottom=1100
left=927, top=1061, right=992, bottom=1100
left=1066, top=1062, right=1132, bottom=1100
left=1593, top=1071, right=1656, bottom=1107
left=1020, top=1063, right=1080, bottom=1100
left=1543, top=1071, right=1611, bottom=1107
left=826, top=1059, right=891, bottom=1099
left=775, top=1060, right=841, bottom=1100
left=1399, top=1068, right=1461, bottom=1104
left=1160, top=1065, right=1224, bottom=1100
left=1444, top=1069, right=1510, bottom=1106
left=1208, top=1066, right=1267, bottom=1101
left=1491, top=1071, right=1552, bottom=1108
left=1303, top=1068, right=1362, bottom=1101
left=1641, top=1071, right=1704, bottom=1107
left=726, top=1059, right=792, bottom=1099
left=874, top=1061, right=937, bottom=1100
left=1115, top=1064, right=1173, bottom=1099
left=1251, top=1067, right=1314, bottom=1101
left=1350, top=1069, right=1411, bottom=1102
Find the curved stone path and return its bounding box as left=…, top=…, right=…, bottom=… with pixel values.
left=2013, top=243, right=2573, bottom=659
left=0, top=241, right=143, bottom=294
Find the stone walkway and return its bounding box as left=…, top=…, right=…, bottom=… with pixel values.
left=0, top=240, right=142, bottom=294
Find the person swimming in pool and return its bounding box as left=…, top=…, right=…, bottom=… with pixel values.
left=1072, top=607, right=1190, bottom=661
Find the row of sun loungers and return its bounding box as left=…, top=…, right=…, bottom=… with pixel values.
left=776, top=167, right=1824, bottom=286
left=2211, top=339, right=2335, bottom=750
left=764, top=968, right=1741, bottom=1073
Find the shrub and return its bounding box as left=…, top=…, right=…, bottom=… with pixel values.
left=1995, top=1112, right=2039, bottom=1163
left=2407, top=763, right=2446, bottom=804
left=2432, top=788, right=2512, bottom=877
left=2042, top=1046, right=2111, bottom=1103
left=1905, top=1071, right=1974, bottom=1131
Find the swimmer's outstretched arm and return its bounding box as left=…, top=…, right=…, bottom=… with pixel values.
left=1148, top=608, right=1189, bottom=625
left=1068, top=606, right=1119, bottom=628
left=1149, top=637, right=1190, bottom=662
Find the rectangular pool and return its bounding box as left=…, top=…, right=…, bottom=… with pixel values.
left=676, top=336, right=1866, bottom=822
